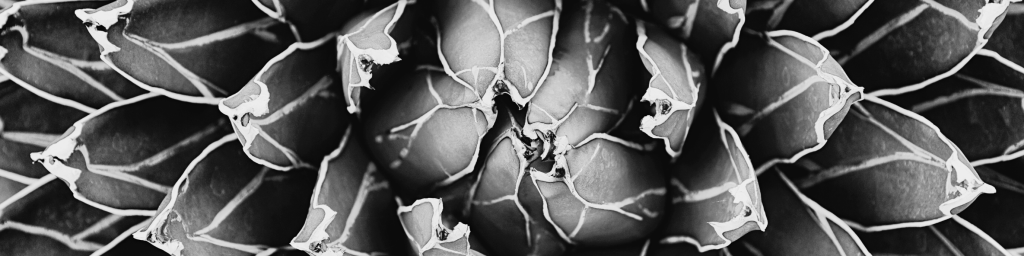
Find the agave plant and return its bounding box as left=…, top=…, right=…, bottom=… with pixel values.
left=1, top=0, right=1022, bottom=255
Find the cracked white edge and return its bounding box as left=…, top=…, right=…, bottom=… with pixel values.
left=976, top=49, right=1024, bottom=77
left=0, top=167, right=40, bottom=185
left=474, top=131, right=537, bottom=247
left=663, top=111, right=766, bottom=252
left=951, top=215, right=1016, bottom=256
left=218, top=34, right=335, bottom=171
left=634, top=21, right=698, bottom=158
left=867, top=0, right=1009, bottom=97
left=843, top=215, right=953, bottom=233
left=861, top=96, right=996, bottom=215
left=753, top=30, right=864, bottom=175
left=396, top=198, right=472, bottom=255
left=812, top=0, right=875, bottom=40
left=0, top=174, right=57, bottom=215
left=710, top=0, right=746, bottom=76
left=776, top=170, right=871, bottom=254
left=337, top=0, right=408, bottom=114
left=133, top=134, right=238, bottom=256
left=2, top=131, right=62, bottom=147
left=89, top=217, right=154, bottom=256
left=0, top=221, right=105, bottom=251
left=289, top=126, right=349, bottom=254
left=430, top=15, right=498, bottom=111
left=503, top=0, right=562, bottom=107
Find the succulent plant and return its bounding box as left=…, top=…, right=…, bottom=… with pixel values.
left=1, top=0, right=1022, bottom=255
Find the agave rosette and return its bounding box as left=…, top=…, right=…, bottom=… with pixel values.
left=0, top=0, right=1020, bottom=255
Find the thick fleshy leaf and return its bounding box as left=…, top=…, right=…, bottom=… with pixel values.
left=0, top=81, right=86, bottom=187
left=250, top=0, right=395, bottom=41
left=745, top=0, right=873, bottom=40
left=219, top=36, right=349, bottom=171
left=819, top=0, right=1011, bottom=96
left=660, top=110, right=766, bottom=252
left=881, top=73, right=1024, bottom=166
left=857, top=215, right=1014, bottom=256
left=431, top=0, right=560, bottom=106
left=634, top=21, right=705, bottom=158
left=0, top=175, right=148, bottom=256
left=337, top=0, right=412, bottom=114
left=0, top=0, right=144, bottom=112
left=289, top=127, right=407, bottom=255
left=735, top=170, right=870, bottom=256
left=713, top=31, right=863, bottom=170
left=76, top=0, right=295, bottom=103
left=469, top=117, right=568, bottom=256
left=361, top=66, right=494, bottom=198
left=134, top=136, right=316, bottom=256
left=783, top=96, right=995, bottom=231
left=523, top=0, right=640, bottom=150
left=608, top=0, right=746, bottom=74
left=959, top=163, right=1024, bottom=252
left=31, top=94, right=232, bottom=216
left=960, top=3, right=1024, bottom=93
left=529, top=133, right=666, bottom=246
left=398, top=198, right=480, bottom=256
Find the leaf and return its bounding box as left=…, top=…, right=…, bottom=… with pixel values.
left=529, top=133, right=667, bottom=246
left=1, top=81, right=87, bottom=187
left=398, top=198, right=480, bottom=256
left=431, top=0, right=561, bottom=107
left=288, top=127, right=408, bottom=256
left=608, top=0, right=746, bottom=74
left=735, top=170, right=870, bottom=256
left=337, top=0, right=413, bottom=114
left=881, top=73, right=1024, bottom=165
left=0, top=0, right=144, bottom=112
left=818, top=0, right=1011, bottom=96
left=959, top=3, right=1024, bottom=93
left=713, top=31, right=863, bottom=171
left=745, top=0, right=873, bottom=40
left=634, top=21, right=706, bottom=158
left=249, top=0, right=395, bottom=41
left=857, top=216, right=1014, bottom=256
left=958, top=162, right=1024, bottom=251
left=361, top=66, right=493, bottom=198
left=219, top=36, right=350, bottom=171
left=659, top=109, right=766, bottom=252
left=134, top=135, right=316, bottom=256
left=30, top=94, right=232, bottom=216
left=0, top=175, right=149, bottom=256
left=523, top=0, right=639, bottom=148
left=76, top=0, right=296, bottom=103
left=783, top=96, right=995, bottom=231
left=468, top=119, right=568, bottom=256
